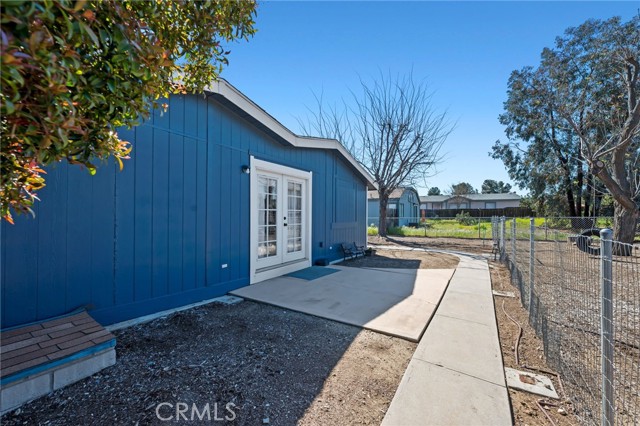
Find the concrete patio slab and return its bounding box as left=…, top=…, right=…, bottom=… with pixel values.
left=230, top=265, right=454, bottom=341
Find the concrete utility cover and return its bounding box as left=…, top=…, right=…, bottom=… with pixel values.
left=492, top=290, right=516, bottom=298
left=231, top=266, right=455, bottom=341
left=505, top=367, right=559, bottom=399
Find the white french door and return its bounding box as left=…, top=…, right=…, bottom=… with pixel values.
left=251, top=158, right=311, bottom=282
left=282, top=177, right=306, bottom=263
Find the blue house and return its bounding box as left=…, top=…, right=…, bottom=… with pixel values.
left=0, top=80, right=375, bottom=329
left=367, top=187, right=421, bottom=227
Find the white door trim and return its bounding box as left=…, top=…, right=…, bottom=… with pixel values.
left=249, top=156, right=313, bottom=284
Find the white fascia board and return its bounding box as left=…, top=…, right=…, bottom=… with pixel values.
left=205, top=79, right=376, bottom=190
left=294, top=137, right=375, bottom=189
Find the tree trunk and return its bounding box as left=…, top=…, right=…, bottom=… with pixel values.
left=612, top=202, right=638, bottom=256
left=379, top=195, right=389, bottom=237
left=565, top=185, right=577, bottom=217
left=584, top=173, right=592, bottom=218
left=575, top=165, right=584, bottom=217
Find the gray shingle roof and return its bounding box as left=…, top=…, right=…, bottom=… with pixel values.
left=419, top=195, right=448, bottom=202
left=420, top=193, right=520, bottom=203
left=368, top=187, right=419, bottom=200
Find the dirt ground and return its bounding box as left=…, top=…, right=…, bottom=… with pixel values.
left=490, top=261, right=578, bottom=426
left=2, top=236, right=583, bottom=425
left=341, top=247, right=459, bottom=269
left=368, top=234, right=495, bottom=256
left=2, top=302, right=415, bottom=426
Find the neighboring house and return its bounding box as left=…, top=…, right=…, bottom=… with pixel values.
left=368, top=187, right=421, bottom=227
left=420, top=193, right=521, bottom=216
left=0, top=79, right=375, bottom=329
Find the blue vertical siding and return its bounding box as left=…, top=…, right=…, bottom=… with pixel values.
left=1, top=93, right=368, bottom=328
left=36, top=164, right=68, bottom=319
left=114, top=127, right=136, bottom=306
left=65, top=165, right=93, bottom=312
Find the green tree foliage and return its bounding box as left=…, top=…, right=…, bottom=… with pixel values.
left=481, top=179, right=512, bottom=194
left=491, top=65, right=595, bottom=217
left=493, top=16, right=639, bottom=246
left=448, top=182, right=477, bottom=195
left=427, top=186, right=441, bottom=195
left=1, top=0, right=257, bottom=223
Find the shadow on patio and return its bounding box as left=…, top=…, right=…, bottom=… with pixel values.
left=230, top=262, right=455, bottom=342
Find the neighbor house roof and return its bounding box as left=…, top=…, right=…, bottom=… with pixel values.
left=367, top=187, right=420, bottom=200
left=205, top=79, right=376, bottom=189
left=420, top=193, right=521, bottom=203
left=419, top=195, right=449, bottom=203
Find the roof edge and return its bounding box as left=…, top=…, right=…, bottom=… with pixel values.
left=204, top=79, right=376, bottom=190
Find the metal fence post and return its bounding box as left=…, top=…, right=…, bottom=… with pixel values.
left=529, top=217, right=535, bottom=315
left=500, top=217, right=505, bottom=259
left=511, top=217, right=516, bottom=262
left=600, top=228, right=614, bottom=426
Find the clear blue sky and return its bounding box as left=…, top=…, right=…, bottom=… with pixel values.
left=220, top=1, right=638, bottom=196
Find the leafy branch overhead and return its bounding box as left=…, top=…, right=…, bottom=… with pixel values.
left=1, top=0, right=257, bottom=223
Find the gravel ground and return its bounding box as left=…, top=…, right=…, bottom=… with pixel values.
left=2, top=301, right=415, bottom=426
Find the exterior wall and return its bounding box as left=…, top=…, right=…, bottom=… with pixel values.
left=367, top=199, right=380, bottom=224
left=397, top=189, right=420, bottom=226
left=420, top=202, right=444, bottom=211
left=496, top=200, right=520, bottom=208
left=368, top=189, right=420, bottom=227
left=469, top=200, right=519, bottom=209
left=469, top=201, right=488, bottom=209
left=1, top=94, right=367, bottom=329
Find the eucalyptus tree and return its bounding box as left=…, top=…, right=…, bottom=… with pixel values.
left=494, top=16, right=640, bottom=248
left=448, top=182, right=477, bottom=195
left=492, top=65, right=593, bottom=217
left=481, top=179, right=512, bottom=194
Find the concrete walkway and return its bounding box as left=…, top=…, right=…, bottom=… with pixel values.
left=382, top=252, right=512, bottom=426
left=231, top=265, right=454, bottom=342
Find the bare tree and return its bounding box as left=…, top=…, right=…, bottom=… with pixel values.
left=298, top=72, right=453, bottom=236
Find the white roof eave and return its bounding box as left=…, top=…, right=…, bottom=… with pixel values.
left=205, top=79, right=377, bottom=190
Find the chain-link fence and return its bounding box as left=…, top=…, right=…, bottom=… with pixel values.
left=493, top=217, right=639, bottom=426
left=367, top=215, right=625, bottom=241
left=367, top=216, right=495, bottom=240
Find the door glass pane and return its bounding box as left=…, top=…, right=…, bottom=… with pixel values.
left=287, top=181, right=303, bottom=253
left=258, top=175, right=278, bottom=259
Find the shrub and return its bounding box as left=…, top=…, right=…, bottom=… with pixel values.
left=455, top=211, right=476, bottom=226
left=367, top=225, right=379, bottom=236
left=546, top=217, right=571, bottom=229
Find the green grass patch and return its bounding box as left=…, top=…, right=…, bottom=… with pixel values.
left=387, top=219, right=493, bottom=239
